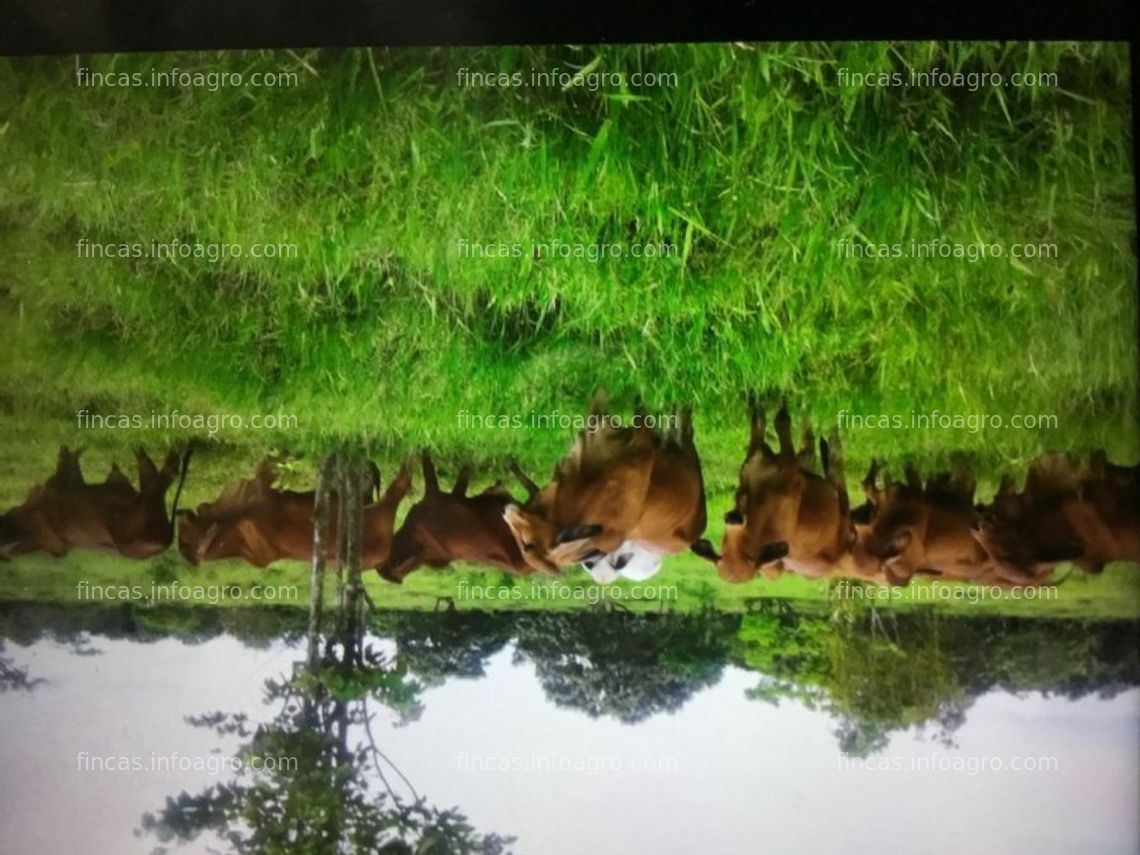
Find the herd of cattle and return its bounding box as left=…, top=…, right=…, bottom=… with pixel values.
left=1, top=395, right=1138, bottom=588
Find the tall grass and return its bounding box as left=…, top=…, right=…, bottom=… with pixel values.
left=0, top=42, right=1135, bottom=506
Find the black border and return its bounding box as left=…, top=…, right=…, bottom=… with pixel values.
left=0, top=0, right=1134, bottom=56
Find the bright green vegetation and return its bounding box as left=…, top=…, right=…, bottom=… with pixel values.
left=0, top=42, right=1136, bottom=614
left=0, top=43, right=1136, bottom=477
left=3, top=545, right=1138, bottom=619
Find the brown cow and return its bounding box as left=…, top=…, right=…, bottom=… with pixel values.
left=0, top=446, right=186, bottom=560
left=584, top=407, right=709, bottom=582
left=502, top=392, right=657, bottom=573
left=177, top=456, right=409, bottom=568
left=693, top=401, right=860, bottom=583
left=975, top=452, right=1140, bottom=577
left=856, top=462, right=1017, bottom=586
left=377, top=451, right=533, bottom=583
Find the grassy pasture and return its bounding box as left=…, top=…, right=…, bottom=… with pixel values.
left=0, top=42, right=1135, bottom=613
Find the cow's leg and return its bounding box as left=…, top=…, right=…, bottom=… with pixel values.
left=421, top=450, right=440, bottom=496
left=135, top=447, right=160, bottom=492
left=383, top=458, right=413, bottom=507
left=254, top=456, right=280, bottom=487
left=997, top=473, right=1015, bottom=497
left=774, top=400, right=795, bottom=461
left=679, top=405, right=694, bottom=448
left=953, top=470, right=976, bottom=504
left=851, top=459, right=881, bottom=525
left=797, top=425, right=816, bottom=471
left=824, top=429, right=848, bottom=490
left=363, top=460, right=381, bottom=503
left=904, top=464, right=923, bottom=492
left=1087, top=449, right=1108, bottom=483
left=821, top=430, right=853, bottom=551
left=106, top=462, right=132, bottom=489
left=588, top=388, right=609, bottom=420
left=928, top=472, right=950, bottom=492
left=135, top=447, right=176, bottom=496
left=862, top=459, right=882, bottom=504
left=747, top=398, right=772, bottom=459
left=452, top=465, right=472, bottom=497
left=154, top=450, right=180, bottom=495
left=52, top=446, right=85, bottom=487
left=984, top=474, right=1019, bottom=524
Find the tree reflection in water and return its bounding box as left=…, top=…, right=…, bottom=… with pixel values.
left=736, top=599, right=1140, bottom=756
left=138, top=660, right=515, bottom=854
left=138, top=454, right=516, bottom=854
left=511, top=607, right=737, bottom=723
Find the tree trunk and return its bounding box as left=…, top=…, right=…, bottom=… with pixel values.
left=306, top=456, right=333, bottom=669
left=342, top=461, right=365, bottom=666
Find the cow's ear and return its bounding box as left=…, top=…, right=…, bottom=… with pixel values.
left=554, top=523, right=603, bottom=546
left=691, top=539, right=720, bottom=563
left=502, top=503, right=524, bottom=525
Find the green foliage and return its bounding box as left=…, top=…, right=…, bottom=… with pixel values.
left=734, top=604, right=1140, bottom=755
left=0, top=42, right=1135, bottom=500
left=512, top=607, right=739, bottom=722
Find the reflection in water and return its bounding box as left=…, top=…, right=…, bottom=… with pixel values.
left=738, top=602, right=1140, bottom=756
left=0, top=397, right=1137, bottom=591
left=511, top=609, right=733, bottom=723
left=0, top=639, right=45, bottom=693
left=0, top=601, right=1137, bottom=854
left=3, top=602, right=1137, bottom=748
left=140, top=660, right=515, bottom=853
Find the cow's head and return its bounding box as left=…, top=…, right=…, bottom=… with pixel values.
left=376, top=520, right=425, bottom=584
left=693, top=509, right=790, bottom=583
left=377, top=552, right=421, bottom=584
left=176, top=510, right=240, bottom=565
left=855, top=502, right=923, bottom=586
left=860, top=497, right=920, bottom=562
left=547, top=523, right=606, bottom=567
left=502, top=504, right=562, bottom=574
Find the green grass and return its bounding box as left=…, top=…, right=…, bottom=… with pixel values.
left=3, top=544, right=1138, bottom=619
left=0, top=43, right=1136, bottom=613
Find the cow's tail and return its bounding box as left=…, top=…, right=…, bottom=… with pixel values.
left=169, top=446, right=193, bottom=528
